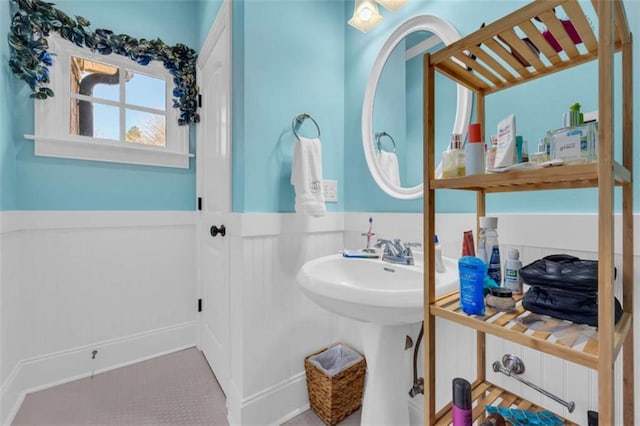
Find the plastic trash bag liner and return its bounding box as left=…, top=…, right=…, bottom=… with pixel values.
left=308, top=344, right=363, bottom=377
left=520, top=254, right=616, bottom=292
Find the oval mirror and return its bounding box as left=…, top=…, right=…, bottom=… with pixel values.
left=362, top=15, right=473, bottom=199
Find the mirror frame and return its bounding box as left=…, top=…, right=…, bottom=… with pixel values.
left=362, top=15, right=473, bottom=199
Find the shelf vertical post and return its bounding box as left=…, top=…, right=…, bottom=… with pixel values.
left=475, top=92, right=486, bottom=386
left=621, top=31, right=634, bottom=426
left=597, top=0, right=616, bottom=424
left=423, top=52, right=436, bottom=426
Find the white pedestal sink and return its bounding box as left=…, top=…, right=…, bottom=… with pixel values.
left=296, top=253, right=459, bottom=426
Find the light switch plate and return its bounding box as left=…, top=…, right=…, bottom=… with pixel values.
left=323, top=180, right=338, bottom=203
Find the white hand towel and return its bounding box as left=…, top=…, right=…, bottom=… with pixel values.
left=377, top=151, right=401, bottom=186
left=291, top=137, right=326, bottom=217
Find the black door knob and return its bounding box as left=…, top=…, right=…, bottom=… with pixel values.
left=210, top=225, right=226, bottom=237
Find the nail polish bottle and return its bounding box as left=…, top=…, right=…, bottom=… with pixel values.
left=452, top=378, right=472, bottom=426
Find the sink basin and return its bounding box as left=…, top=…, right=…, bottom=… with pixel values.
left=296, top=253, right=458, bottom=325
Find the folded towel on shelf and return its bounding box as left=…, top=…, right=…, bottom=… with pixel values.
left=291, top=136, right=326, bottom=217
left=377, top=150, right=401, bottom=186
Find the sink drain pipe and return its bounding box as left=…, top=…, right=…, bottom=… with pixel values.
left=409, top=322, right=424, bottom=397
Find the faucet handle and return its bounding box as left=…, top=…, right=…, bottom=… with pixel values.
left=404, top=242, right=422, bottom=248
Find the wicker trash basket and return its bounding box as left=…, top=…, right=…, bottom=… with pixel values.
left=304, top=343, right=366, bottom=425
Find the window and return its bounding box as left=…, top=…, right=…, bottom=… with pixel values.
left=32, top=34, right=190, bottom=168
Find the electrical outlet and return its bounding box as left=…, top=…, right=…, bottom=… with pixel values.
left=323, top=180, right=338, bottom=203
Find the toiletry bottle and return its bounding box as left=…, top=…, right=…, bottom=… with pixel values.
left=465, top=123, right=485, bottom=175
left=442, top=135, right=460, bottom=178
left=485, top=135, right=498, bottom=172
left=452, top=134, right=466, bottom=176
left=521, top=139, right=529, bottom=163
left=515, top=136, right=523, bottom=163
left=548, top=102, right=598, bottom=163
left=504, top=248, right=523, bottom=294
left=458, top=256, right=486, bottom=316
left=478, top=216, right=501, bottom=285
left=435, top=235, right=446, bottom=273
left=452, top=378, right=472, bottom=426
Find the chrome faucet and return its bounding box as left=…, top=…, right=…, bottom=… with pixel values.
left=374, top=239, right=421, bottom=265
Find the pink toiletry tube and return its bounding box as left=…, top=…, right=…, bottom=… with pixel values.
left=452, top=378, right=472, bottom=426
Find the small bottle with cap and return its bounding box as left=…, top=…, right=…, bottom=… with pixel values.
left=465, top=123, right=485, bottom=175
left=504, top=248, right=523, bottom=294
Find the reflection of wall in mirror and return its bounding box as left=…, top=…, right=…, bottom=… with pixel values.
left=374, top=34, right=459, bottom=189
left=373, top=38, right=406, bottom=186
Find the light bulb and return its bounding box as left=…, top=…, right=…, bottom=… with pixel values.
left=348, top=0, right=383, bottom=33
left=359, top=7, right=373, bottom=22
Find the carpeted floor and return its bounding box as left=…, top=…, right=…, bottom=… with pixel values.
left=12, top=347, right=359, bottom=425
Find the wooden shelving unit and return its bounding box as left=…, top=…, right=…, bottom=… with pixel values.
left=423, top=1, right=634, bottom=424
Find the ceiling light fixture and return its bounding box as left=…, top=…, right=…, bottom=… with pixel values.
left=348, top=0, right=383, bottom=33
left=375, top=0, right=409, bottom=13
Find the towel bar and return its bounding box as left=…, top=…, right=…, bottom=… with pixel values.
left=493, top=354, right=575, bottom=413
left=292, top=113, right=321, bottom=140
left=375, top=131, right=397, bottom=153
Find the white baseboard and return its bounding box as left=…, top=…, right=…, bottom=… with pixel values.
left=1, top=321, right=197, bottom=425
left=227, top=372, right=309, bottom=426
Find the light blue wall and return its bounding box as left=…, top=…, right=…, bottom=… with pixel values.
left=1, top=0, right=17, bottom=210
left=5, top=0, right=201, bottom=210
left=197, top=0, right=223, bottom=50
left=345, top=0, right=640, bottom=213
left=232, top=0, right=345, bottom=212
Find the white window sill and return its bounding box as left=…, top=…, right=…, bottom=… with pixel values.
left=25, top=135, right=194, bottom=169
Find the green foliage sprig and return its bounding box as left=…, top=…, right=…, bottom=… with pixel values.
left=8, top=0, right=199, bottom=125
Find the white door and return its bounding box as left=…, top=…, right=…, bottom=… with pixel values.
left=196, top=2, right=231, bottom=397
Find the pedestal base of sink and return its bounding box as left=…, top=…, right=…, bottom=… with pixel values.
left=360, top=322, right=412, bottom=426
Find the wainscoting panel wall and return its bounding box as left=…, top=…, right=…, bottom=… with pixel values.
left=0, top=212, right=197, bottom=424
left=1, top=212, right=638, bottom=426
left=226, top=213, right=346, bottom=425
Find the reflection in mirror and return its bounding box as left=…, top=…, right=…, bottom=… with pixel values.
left=375, top=131, right=400, bottom=185
left=373, top=30, right=434, bottom=189
left=362, top=15, right=472, bottom=199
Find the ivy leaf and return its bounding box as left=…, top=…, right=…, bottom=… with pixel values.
left=75, top=15, right=90, bottom=27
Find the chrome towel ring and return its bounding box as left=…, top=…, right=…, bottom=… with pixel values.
left=292, top=113, right=321, bottom=140
left=375, top=131, right=397, bottom=153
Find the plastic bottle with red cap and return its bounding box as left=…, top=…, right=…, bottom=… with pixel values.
left=465, top=123, right=485, bottom=175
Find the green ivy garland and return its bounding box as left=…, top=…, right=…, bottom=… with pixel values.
left=8, top=0, right=199, bottom=125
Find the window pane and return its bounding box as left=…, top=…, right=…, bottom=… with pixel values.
left=126, top=71, right=166, bottom=111
left=126, top=110, right=166, bottom=147
left=71, top=56, right=120, bottom=102
left=70, top=100, right=119, bottom=140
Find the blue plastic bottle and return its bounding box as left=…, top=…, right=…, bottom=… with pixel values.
left=458, top=256, right=486, bottom=316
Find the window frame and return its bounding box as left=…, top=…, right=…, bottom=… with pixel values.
left=32, top=34, right=191, bottom=169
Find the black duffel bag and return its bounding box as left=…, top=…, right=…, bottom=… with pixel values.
left=520, top=254, right=602, bottom=292
left=521, top=254, right=623, bottom=326
left=522, top=286, right=623, bottom=327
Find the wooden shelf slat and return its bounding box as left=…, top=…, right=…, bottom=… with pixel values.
left=430, top=292, right=633, bottom=370
left=429, top=0, right=627, bottom=94
left=537, top=10, right=581, bottom=58
left=518, top=20, right=563, bottom=66
left=562, top=1, right=598, bottom=52
left=431, top=0, right=568, bottom=65
left=429, top=161, right=630, bottom=193
left=434, top=380, right=578, bottom=426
